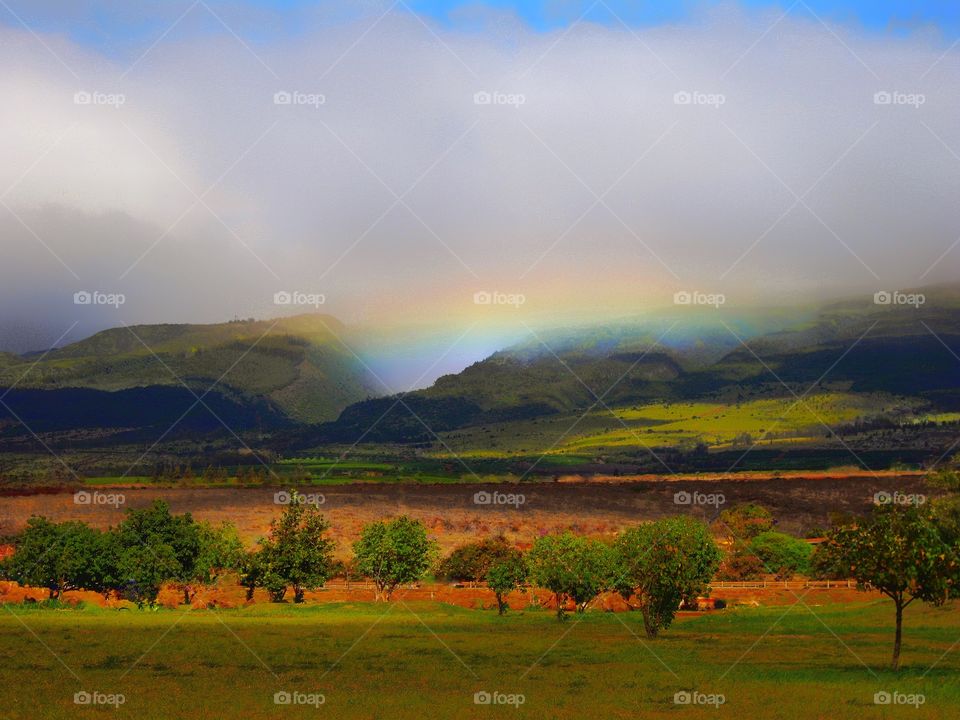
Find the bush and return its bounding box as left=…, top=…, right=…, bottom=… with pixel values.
left=748, top=531, right=812, bottom=579
left=717, top=503, right=774, bottom=540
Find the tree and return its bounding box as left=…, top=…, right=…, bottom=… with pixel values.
left=352, top=517, right=435, bottom=601
left=4, top=518, right=104, bottom=599
left=486, top=553, right=526, bottom=616
left=612, top=517, right=721, bottom=637
left=437, top=536, right=518, bottom=584
left=717, top=503, right=774, bottom=540
left=185, top=521, right=244, bottom=603
left=526, top=532, right=612, bottom=619
left=814, top=504, right=960, bottom=670
left=112, top=501, right=202, bottom=604
left=748, top=531, right=812, bottom=579
left=258, top=492, right=335, bottom=602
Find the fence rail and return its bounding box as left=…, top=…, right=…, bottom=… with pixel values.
left=710, top=580, right=858, bottom=590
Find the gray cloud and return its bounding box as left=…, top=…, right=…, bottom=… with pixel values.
left=1, top=2, right=958, bottom=386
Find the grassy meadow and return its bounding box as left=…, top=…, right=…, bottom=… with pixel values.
left=439, top=392, right=916, bottom=458
left=1, top=599, right=957, bottom=719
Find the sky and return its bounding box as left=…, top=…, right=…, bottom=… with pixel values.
left=1, top=1, right=959, bottom=387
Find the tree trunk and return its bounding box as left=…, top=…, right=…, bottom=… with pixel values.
left=892, top=598, right=904, bottom=671
left=496, top=593, right=506, bottom=615
left=245, top=585, right=255, bottom=601
left=641, top=606, right=659, bottom=638
left=183, top=586, right=192, bottom=605
left=555, top=593, right=566, bottom=620
left=294, top=586, right=305, bottom=603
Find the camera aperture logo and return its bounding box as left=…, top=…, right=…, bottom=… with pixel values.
left=874, top=691, right=925, bottom=708
left=473, top=490, right=525, bottom=509
left=274, top=290, right=325, bottom=308
left=873, top=290, right=924, bottom=308
left=674, top=490, right=725, bottom=508
left=473, top=90, right=525, bottom=107
left=74, top=691, right=125, bottom=707
left=674, top=690, right=725, bottom=708
left=74, top=290, right=125, bottom=308
left=873, top=90, right=925, bottom=108
left=673, top=90, right=725, bottom=108
left=873, top=491, right=926, bottom=507
left=473, top=690, right=525, bottom=707
left=74, top=490, right=125, bottom=508
left=273, top=90, right=326, bottom=108
left=473, top=290, right=525, bottom=308
left=274, top=491, right=325, bottom=507
left=74, top=90, right=125, bottom=108
left=674, top=290, right=725, bottom=308
left=273, top=690, right=325, bottom=707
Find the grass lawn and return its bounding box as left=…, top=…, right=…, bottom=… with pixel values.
left=0, top=599, right=957, bottom=719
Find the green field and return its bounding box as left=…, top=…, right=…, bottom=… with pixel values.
left=439, top=393, right=916, bottom=458
left=1, top=600, right=957, bottom=719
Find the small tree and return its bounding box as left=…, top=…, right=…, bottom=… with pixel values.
left=437, top=536, right=518, bottom=584
left=748, top=531, right=812, bottom=579
left=486, top=553, right=527, bottom=615
left=185, top=521, right=244, bottom=603
left=717, top=503, right=774, bottom=540
left=815, top=504, right=960, bottom=670
left=353, top=517, right=435, bottom=601
left=112, top=501, right=201, bottom=604
left=258, top=492, right=335, bottom=603
left=612, top=517, right=721, bottom=637
left=5, top=518, right=104, bottom=599
left=526, top=532, right=612, bottom=619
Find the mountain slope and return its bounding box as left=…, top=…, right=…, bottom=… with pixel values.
left=314, top=285, right=960, bottom=445
left=0, top=315, right=378, bottom=430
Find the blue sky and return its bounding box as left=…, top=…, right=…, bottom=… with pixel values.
left=1, top=0, right=959, bottom=54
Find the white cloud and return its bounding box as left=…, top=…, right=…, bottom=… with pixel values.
left=0, top=2, right=958, bottom=369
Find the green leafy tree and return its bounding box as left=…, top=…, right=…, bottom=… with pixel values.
left=717, top=503, right=774, bottom=540
left=4, top=518, right=104, bottom=599
left=748, top=531, right=813, bottom=579
left=112, top=501, right=202, bottom=603
left=612, top=517, right=721, bottom=637
left=815, top=504, right=960, bottom=670
left=486, top=553, right=527, bottom=615
left=437, top=536, right=518, bottom=584
left=258, top=492, right=336, bottom=602
left=353, top=516, right=435, bottom=601
left=526, top=532, right=612, bottom=620
left=185, top=521, right=244, bottom=603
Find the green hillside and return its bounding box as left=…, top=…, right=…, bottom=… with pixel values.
left=0, top=315, right=377, bottom=424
